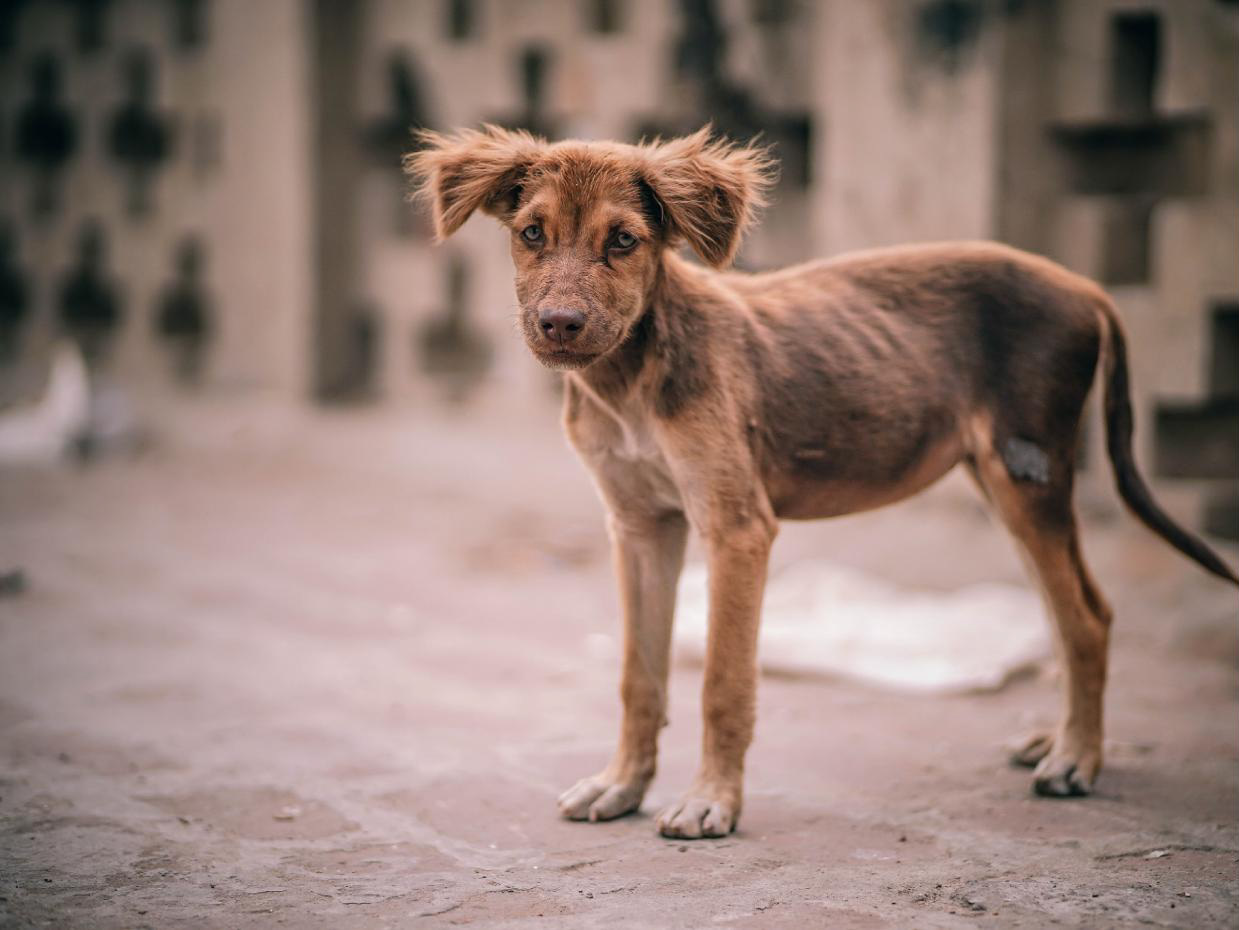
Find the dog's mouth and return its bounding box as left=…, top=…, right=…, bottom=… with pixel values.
left=531, top=346, right=600, bottom=371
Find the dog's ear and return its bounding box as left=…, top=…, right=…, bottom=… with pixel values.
left=404, top=125, right=545, bottom=239
left=640, top=127, right=777, bottom=267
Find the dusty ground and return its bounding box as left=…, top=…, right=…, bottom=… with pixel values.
left=1, top=397, right=1236, bottom=929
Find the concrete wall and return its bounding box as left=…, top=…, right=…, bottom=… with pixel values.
left=0, top=0, right=314, bottom=397
left=2, top=0, right=1233, bottom=531
left=812, top=0, right=1001, bottom=256
left=1046, top=0, right=1239, bottom=406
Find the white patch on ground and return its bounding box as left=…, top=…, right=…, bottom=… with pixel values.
left=673, top=561, right=1050, bottom=694
left=0, top=343, right=89, bottom=463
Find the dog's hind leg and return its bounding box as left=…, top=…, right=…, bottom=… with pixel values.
left=967, top=422, right=1114, bottom=797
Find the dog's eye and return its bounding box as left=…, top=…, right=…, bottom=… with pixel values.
left=521, top=224, right=543, bottom=244
left=612, top=230, right=637, bottom=250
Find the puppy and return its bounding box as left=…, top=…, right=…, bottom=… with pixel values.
left=407, top=126, right=1238, bottom=839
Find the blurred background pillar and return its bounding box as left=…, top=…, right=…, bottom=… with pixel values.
left=309, top=0, right=366, bottom=402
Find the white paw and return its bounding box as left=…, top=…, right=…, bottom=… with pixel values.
left=557, top=774, right=647, bottom=822
left=655, top=790, right=738, bottom=839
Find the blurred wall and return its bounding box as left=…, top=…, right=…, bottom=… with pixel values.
left=0, top=0, right=313, bottom=396
left=813, top=1, right=1001, bottom=253
left=1, top=0, right=1235, bottom=530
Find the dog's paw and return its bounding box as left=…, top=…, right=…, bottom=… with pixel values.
left=655, top=788, right=739, bottom=839
left=557, top=774, right=647, bottom=822
left=1032, top=746, right=1100, bottom=797
left=1008, top=730, right=1055, bottom=768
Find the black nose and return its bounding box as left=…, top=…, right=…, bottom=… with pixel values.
left=538, top=307, right=586, bottom=345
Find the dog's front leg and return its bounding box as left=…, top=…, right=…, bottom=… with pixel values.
left=558, top=510, right=689, bottom=822
left=656, top=513, right=775, bottom=839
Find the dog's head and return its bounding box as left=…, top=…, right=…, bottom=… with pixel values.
left=406, top=126, right=774, bottom=370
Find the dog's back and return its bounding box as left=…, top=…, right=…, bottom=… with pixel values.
left=410, top=126, right=1237, bottom=836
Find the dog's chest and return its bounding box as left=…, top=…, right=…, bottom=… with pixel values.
left=564, top=387, right=684, bottom=514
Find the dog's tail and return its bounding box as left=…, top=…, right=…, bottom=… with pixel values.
left=1097, top=299, right=1239, bottom=586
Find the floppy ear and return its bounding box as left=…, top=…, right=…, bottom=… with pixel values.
left=404, top=125, right=545, bottom=239
left=640, top=127, right=777, bottom=267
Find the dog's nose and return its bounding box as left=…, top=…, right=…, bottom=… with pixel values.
left=538, top=307, right=586, bottom=345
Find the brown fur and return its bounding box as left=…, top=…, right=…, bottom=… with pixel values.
left=407, top=126, right=1239, bottom=839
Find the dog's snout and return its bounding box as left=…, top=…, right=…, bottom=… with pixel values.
left=538, top=307, right=586, bottom=345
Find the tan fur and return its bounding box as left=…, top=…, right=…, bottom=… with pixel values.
left=407, top=127, right=1239, bottom=839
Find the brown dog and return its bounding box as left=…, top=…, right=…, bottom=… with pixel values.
left=407, top=126, right=1239, bottom=839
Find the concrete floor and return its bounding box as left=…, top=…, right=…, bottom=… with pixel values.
left=1, top=398, right=1236, bottom=929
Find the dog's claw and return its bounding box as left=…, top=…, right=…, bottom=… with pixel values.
left=557, top=774, right=645, bottom=822
left=588, top=782, right=645, bottom=821
left=1032, top=749, right=1098, bottom=797
left=1008, top=731, right=1099, bottom=795
left=1009, top=730, right=1055, bottom=768
left=655, top=794, right=737, bottom=839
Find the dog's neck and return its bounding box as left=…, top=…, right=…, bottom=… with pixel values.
left=570, top=251, right=714, bottom=414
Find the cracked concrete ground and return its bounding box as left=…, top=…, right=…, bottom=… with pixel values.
left=1, top=398, right=1236, bottom=928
